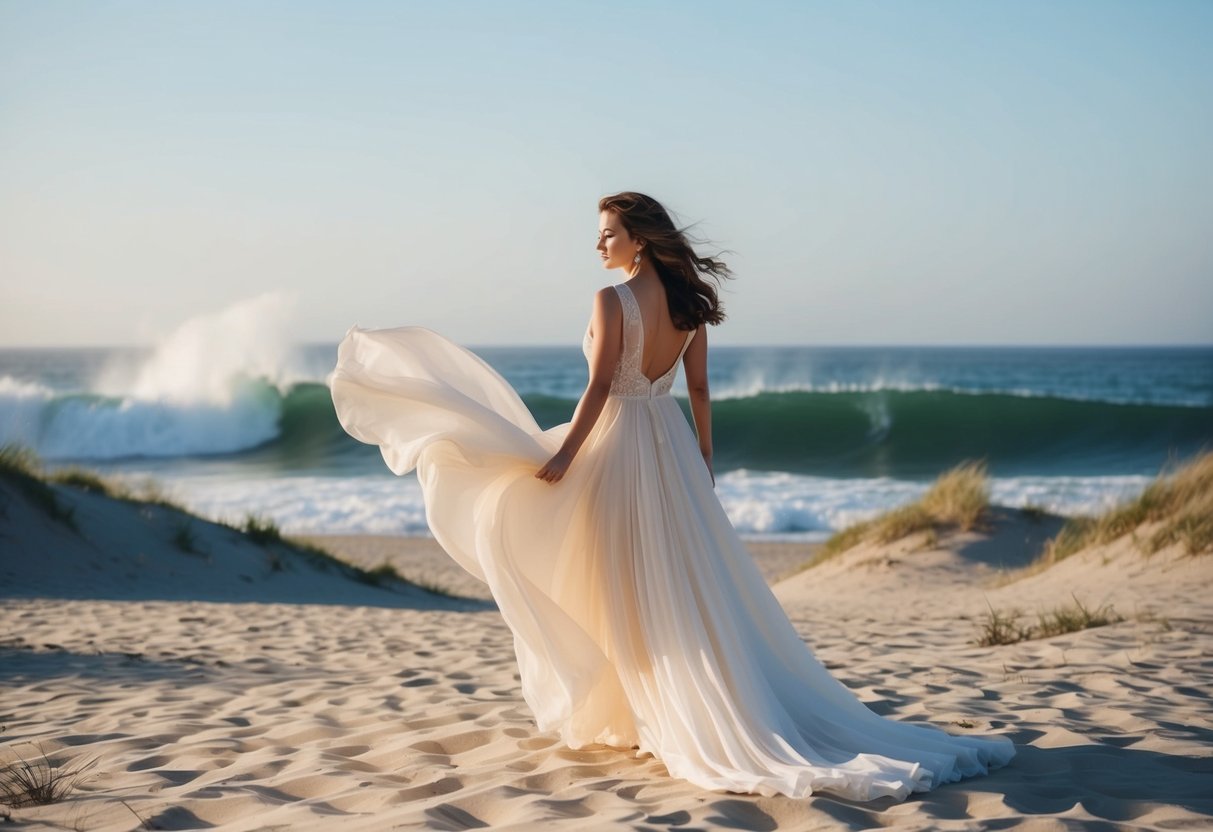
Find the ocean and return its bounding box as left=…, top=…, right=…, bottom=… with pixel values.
left=2, top=327, right=1210, bottom=543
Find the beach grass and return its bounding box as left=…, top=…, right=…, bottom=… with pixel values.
left=40, top=462, right=192, bottom=514
left=1019, top=503, right=1050, bottom=523
left=0, top=444, right=77, bottom=531
left=0, top=741, right=98, bottom=809
left=803, top=459, right=992, bottom=569
left=43, top=466, right=114, bottom=495
left=2, top=442, right=194, bottom=525
left=239, top=512, right=284, bottom=545
left=231, top=515, right=464, bottom=597
left=1036, top=448, right=1213, bottom=566
left=972, top=602, right=1034, bottom=646
left=172, top=518, right=204, bottom=556
left=0, top=443, right=462, bottom=599
left=974, top=593, right=1126, bottom=646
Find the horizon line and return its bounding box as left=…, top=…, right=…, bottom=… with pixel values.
left=1, top=341, right=1211, bottom=351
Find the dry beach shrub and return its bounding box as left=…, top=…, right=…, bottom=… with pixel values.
left=1039, top=449, right=1213, bottom=564
left=807, top=458, right=993, bottom=568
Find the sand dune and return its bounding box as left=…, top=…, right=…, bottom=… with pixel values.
left=2, top=480, right=1211, bottom=829
left=0, top=477, right=488, bottom=611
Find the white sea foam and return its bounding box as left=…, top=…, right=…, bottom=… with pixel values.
left=712, top=470, right=1154, bottom=537
left=708, top=374, right=948, bottom=401
left=90, top=468, right=1155, bottom=541
left=988, top=474, right=1157, bottom=516
left=0, top=376, right=56, bottom=449
left=100, top=472, right=433, bottom=537
left=1, top=293, right=302, bottom=460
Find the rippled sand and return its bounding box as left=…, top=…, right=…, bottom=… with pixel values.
left=2, top=494, right=1211, bottom=830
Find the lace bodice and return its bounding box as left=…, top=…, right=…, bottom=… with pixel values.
left=582, top=282, right=695, bottom=398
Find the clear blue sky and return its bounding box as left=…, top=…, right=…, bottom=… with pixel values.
left=2, top=0, right=1210, bottom=347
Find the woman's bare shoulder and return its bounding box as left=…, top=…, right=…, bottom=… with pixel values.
left=592, top=285, right=623, bottom=313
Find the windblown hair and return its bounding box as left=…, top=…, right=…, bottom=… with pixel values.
left=598, top=191, right=735, bottom=330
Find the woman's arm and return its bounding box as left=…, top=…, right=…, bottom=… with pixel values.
left=535, top=287, right=623, bottom=483
left=682, top=323, right=714, bottom=486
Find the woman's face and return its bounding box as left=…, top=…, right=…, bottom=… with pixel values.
left=597, top=210, right=640, bottom=271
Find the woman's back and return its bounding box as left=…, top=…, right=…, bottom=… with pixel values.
left=624, top=277, right=695, bottom=385
left=583, top=283, right=696, bottom=402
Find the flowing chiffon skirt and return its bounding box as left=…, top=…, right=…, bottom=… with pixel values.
left=329, top=323, right=1016, bottom=802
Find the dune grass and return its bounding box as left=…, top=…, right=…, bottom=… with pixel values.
left=230, top=512, right=466, bottom=597
left=41, top=466, right=113, bottom=495
left=0, top=444, right=77, bottom=531
left=973, top=593, right=1126, bottom=646
left=1019, top=503, right=1050, bottom=523
left=361, top=560, right=459, bottom=597
left=227, top=513, right=464, bottom=598
left=0, top=740, right=98, bottom=809
left=50, top=467, right=192, bottom=514
left=803, top=459, right=992, bottom=570
left=1036, top=448, right=1213, bottom=566
left=172, top=518, right=203, bottom=556
left=0, top=443, right=463, bottom=599
left=2, top=443, right=192, bottom=516
left=239, top=512, right=284, bottom=545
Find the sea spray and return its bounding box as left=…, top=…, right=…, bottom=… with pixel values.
left=4, top=292, right=303, bottom=459
left=97, top=290, right=298, bottom=402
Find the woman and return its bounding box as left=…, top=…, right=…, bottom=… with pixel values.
left=534, top=192, right=724, bottom=488
left=329, top=191, right=1016, bottom=802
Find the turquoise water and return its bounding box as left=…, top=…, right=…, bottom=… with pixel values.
left=2, top=342, right=1210, bottom=540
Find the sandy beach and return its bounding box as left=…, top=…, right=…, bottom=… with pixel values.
left=3, top=480, right=1212, bottom=830
left=4, top=0, right=1212, bottom=825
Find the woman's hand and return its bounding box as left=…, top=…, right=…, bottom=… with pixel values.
left=535, top=448, right=575, bottom=484
left=702, top=451, right=715, bottom=487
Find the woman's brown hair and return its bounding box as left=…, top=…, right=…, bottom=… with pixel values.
left=598, top=191, right=735, bottom=330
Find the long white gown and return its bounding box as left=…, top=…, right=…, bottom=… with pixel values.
left=328, top=281, right=1016, bottom=802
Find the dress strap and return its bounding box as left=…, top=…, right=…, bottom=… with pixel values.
left=675, top=327, right=696, bottom=362
left=612, top=283, right=642, bottom=360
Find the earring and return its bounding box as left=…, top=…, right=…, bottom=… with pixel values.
left=633, top=249, right=642, bottom=264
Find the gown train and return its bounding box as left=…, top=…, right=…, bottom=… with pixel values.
left=328, top=282, right=1016, bottom=801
